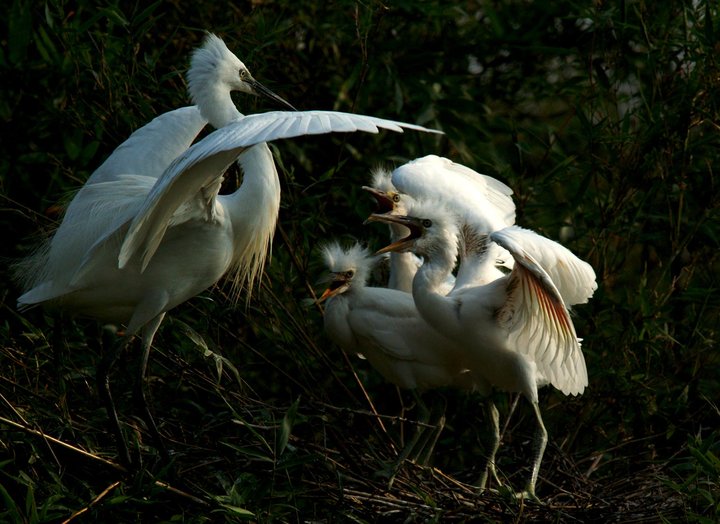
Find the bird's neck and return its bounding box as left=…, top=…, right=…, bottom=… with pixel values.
left=196, top=84, right=242, bottom=129
left=412, top=243, right=463, bottom=337
left=388, top=252, right=417, bottom=292
left=388, top=223, right=417, bottom=292
left=456, top=242, right=504, bottom=287
left=220, top=143, right=281, bottom=300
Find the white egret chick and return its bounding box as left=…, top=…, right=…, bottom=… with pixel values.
left=370, top=200, right=597, bottom=499
left=361, top=168, right=421, bottom=293
left=390, top=155, right=517, bottom=289
left=15, top=33, right=440, bottom=466
left=319, top=241, right=481, bottom=467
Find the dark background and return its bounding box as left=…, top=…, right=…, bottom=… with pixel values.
left=1, top=0, right=718, bottom=521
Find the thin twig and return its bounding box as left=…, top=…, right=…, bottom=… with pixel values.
left=0, top=415, right=127, bottom=473
left=61, top=481, right=122, bottom=524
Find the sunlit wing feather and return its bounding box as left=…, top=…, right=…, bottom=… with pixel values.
left=492, top=227, right=588, bottom=396
left=119, top=110, right=441, bottom=271
left=495, top=225, right=597, bottom=306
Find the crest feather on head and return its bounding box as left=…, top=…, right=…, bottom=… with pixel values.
left=321, top=242, right=374, bottom=285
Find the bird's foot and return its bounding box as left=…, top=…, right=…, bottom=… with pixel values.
left=514, top=488, right=542, bottom=503
left=477, top=463, right=503, bottom=493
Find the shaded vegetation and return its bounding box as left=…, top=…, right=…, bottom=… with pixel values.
left=1, top=0, right=719, bottom=521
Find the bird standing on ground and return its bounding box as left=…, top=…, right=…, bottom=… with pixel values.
left=361, top=158, right=520, bottom=485
left=370, top=198, right=596, bottom=499
left=319, top=241, right=480, bottom=467
left=15, top=33, right=439, bottom=466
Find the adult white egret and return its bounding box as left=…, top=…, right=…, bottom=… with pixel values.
left=15, top=33, right=440, bottom=466
left=318, top=241, right=481, bottom=468
left=369, top=200, right=596, bottom=499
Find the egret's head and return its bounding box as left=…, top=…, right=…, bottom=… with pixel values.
left=361, top=185, right=399, bottom=215
left=362, top=167, right=413, bottom=217
left=188, top=33, right=295, bottom=113
left=368, top=199, right=459, bottom=259
left=318, top=242, right=373, bottom=301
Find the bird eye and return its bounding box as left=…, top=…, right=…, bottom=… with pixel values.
left=392, top=194, right=401, bottom=203
left=239, top=69, right=248, bottom=79
left=422, top=219, right=432, bottom=228
left=345, top=270, right=355, bottom=279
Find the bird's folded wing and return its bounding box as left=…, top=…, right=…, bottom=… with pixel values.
left=119, top=110, right=442, bottom=271
left=348, top=304, right=418, bottom=361
left=87, top=106, right=208, bottom=185
left=492, top=227, right=588, bottom=396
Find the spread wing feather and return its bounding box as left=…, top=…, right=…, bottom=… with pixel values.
left=118, top=110, right=441, bottom=271
left=492, top=226, right=588, bottom=395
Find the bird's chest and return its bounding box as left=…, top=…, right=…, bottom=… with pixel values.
left=324, top=298, right=356, bottom=353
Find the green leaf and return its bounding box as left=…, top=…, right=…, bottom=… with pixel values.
left=277, top=397, right=300, bottom=457
left=0, top=482, right=22, bottom=524
left=216, top=504, right=255, bottom=518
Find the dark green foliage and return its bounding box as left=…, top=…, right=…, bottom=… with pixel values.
left=1, top=0, right=718, bottom=521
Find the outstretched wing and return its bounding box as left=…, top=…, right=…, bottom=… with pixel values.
left=496, top=225, right=597, bottom=306
left=87, top=106, right=208, bottom=184
left=119, top=110, right=442, bottom=271
left=491, top=226, right=588, bottom=396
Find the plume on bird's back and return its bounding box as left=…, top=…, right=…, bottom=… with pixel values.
left=14, top=175, right=156, bottom=304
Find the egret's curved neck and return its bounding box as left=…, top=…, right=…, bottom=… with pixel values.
left=194, top=83, right=242, bottom=129
left=224, top=143, right=281, bottom=246
left=220, top=143, right=281, bottom=299
left=412, top=240, right=463, bottom=337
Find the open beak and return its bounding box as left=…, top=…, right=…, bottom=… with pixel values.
left=361, top=186, right=395, bottom=214
left=366, top=214, right=425, bottom=254
left=318, top=275, right=349, bottom=302
left=247, top=77, right=297, bottom=111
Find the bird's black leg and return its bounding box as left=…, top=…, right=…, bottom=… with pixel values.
left=132, top=314, right=168, bottom=462
left=96, top=324, right=132, bottom=468
left=478, top=399, right=502, bottom=490
left=412, top=394, right=446, bottom=466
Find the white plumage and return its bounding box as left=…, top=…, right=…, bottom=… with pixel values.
left=375, top=155, right=517, bottom=292
left=319, top=241, right=475, bottom=392
left=362, top=168, right=423, bottom=293
left=319, top=240, right=488, bottom=471
left=371, top=197, right=597, bottom=498
left=15, top=33, right=439, bottom=465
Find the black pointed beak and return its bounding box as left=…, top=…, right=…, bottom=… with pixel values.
left=247, top=78, right=297, bottom=111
